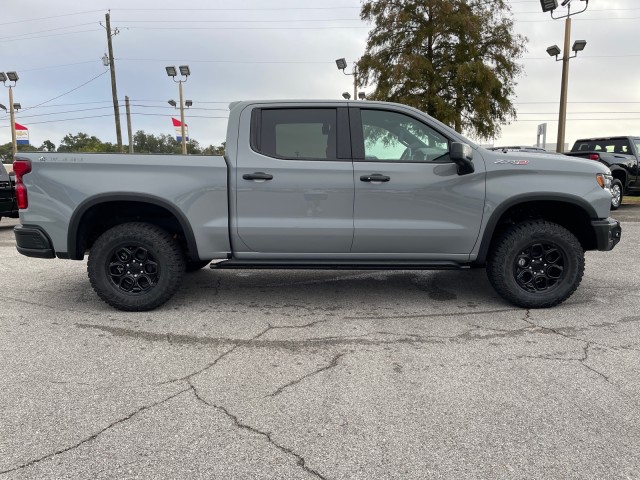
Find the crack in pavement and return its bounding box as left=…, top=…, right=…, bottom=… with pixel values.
left=266, top=353, right=346, bottom=398
left=520, top=310, right=640, bottom=353
left=518, top=311, right=640, bottom=407
left=156, top=320, right=331, bottom=385
left=0, top=387, right=191, bottom=475
left=188, top=381, right=327, bottom=480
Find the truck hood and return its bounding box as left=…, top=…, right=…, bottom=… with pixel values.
left=480, top=148, right=611, bottom=175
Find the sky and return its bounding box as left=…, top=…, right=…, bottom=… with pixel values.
left=1, top=0, right=638, bottom=151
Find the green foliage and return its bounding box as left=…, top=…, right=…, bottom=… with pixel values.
left=0, top=141, right=54, bottom=163
left=57, top=132, right=117, bottom=153
left=357, top=0, right=527, bottom=140
left=40, top=140, right=56, bottom=152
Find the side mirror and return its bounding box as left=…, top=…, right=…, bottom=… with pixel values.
left=450, top=142, right=474, bottom=175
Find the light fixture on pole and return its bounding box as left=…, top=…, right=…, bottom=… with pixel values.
left=1, top=71, right=19, bottom=157
left=168, top=99, right=192, bottom=109
left=342, top=92, right=351, bottom=100
left=336, top=58, right=358, bottom=100
left=166, top=65, right=190, bottom=154
left=542, top=0, right=589, bottom=153
left=358, top=92, right=366, bottom=100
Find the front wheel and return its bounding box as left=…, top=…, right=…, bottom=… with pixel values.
left=87, top=222, right=185, bottom=311
left=610, top=179, right=623, bottom=210
left=486, top=220, right=584, bottom=308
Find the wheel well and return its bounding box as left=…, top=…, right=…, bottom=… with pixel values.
left=611, top=169, right=627, bottom=187
left=477, top=201, right=597, bottom=265
left=71, top=200, right=197, bottom=261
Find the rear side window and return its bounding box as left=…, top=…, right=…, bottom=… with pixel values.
left=253, top=109, right=337, bottom=160
left=574, top=139, right=633, bottom=154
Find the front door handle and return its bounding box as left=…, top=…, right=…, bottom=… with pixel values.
left=243, top=172, right=274, bottom=181
left=360, top=174, right=390, bottom=182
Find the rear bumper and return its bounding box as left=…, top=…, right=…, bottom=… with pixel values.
left=591, top=218, right=622, bottom=251
left=14, top=224, right=55, bottom=258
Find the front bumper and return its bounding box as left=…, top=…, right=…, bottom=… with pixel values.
left=14, top=224, right=55, bottom=258
left=591, top=218, right=622, bottom=251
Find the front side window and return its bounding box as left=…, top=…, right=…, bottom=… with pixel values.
left=256, top=108, right=337, bottom=160
left=361, top=109, right=449, bottom=162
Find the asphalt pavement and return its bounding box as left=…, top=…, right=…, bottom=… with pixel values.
left=1, top=206, right=639, bottom=479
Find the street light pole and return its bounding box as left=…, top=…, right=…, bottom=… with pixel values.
left=178, top=80, right=186, bottom=155
left=8, top=85, right=16, bottom=157
left=165, top=65, right=190, bottom=155
left=335, top=58, right=358, bottom=100
left=557, top=16, right=571, bottom=153
left=541, top=0, right=590, bottom=153
left=1, top=71, right=19, bottom=158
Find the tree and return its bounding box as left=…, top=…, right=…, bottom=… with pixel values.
left=40, top=140, right=56, bottom=152
left=357, top=0, right=527, bottom=139
left=57, top=132, right=117, bottom=152
left=202, top=142, right=225, bottom=156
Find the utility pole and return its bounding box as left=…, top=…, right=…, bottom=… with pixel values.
left=125, top=96, right=133, bottom=153
left=104, top=12, right=123, bottom=151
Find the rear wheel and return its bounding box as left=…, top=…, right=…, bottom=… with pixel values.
left=610, top=179, right=623, bottom=210
left=486, top=220, right=584, bottom=308
left=87, top=222, right=185, bottom=311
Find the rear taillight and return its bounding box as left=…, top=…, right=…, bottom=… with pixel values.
left=12, top=159, right=31, bottom=210
left=588, top=154, right=600, bottom=161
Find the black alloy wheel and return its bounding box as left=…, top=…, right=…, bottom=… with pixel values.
left=107, top=245, right=160, bottom=294
left=88, top=222, right=185, bottom=311
left=513, top=242, right=565, bottom=294
left=486, top=220, right=584, bottom=308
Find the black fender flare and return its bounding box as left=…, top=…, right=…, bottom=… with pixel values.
left=67, top=193, right=199, bottom=260
left=474, top=193, right=598, bottom=265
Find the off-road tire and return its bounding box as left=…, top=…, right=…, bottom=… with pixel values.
left=486, top=220, right=584, bottom=308
left=87, top=222, right=185, bottom=311
left=610, top=179, right=623, bottom=210
left=185, top=260, right=211, bottom=272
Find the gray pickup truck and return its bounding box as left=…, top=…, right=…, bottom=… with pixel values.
left=13, top=100, right=621, bottom=311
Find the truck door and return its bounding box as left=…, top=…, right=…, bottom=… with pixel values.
left=234, top=106, right=354, bottom=254
left=350, top=107, right=486, bottom=257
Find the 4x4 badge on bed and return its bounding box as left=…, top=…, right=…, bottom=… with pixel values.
left=494, top=159, right=529, bottom=165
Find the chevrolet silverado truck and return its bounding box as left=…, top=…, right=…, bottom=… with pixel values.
left=13, top=100, right=621, bottom=311
left=565, top=136, right=640, bottom=209
left=0, top=163, right=18, bottom=221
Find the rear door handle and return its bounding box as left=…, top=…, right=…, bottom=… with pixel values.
left=243, top=172, right=273, bottom=181
left=360, top=174, right=390, bottom=182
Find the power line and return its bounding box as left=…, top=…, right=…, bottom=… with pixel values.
left=0, top=22, right=97, bottom=41
left=0, top=9, right=104, bottom=26
left=111, top=6, right=361, bottom=11
left=116, top=25, right=370, bottom=31
left=0, top=29, right=102, bottom=43
left=19, top=70, right=109, bottom=113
